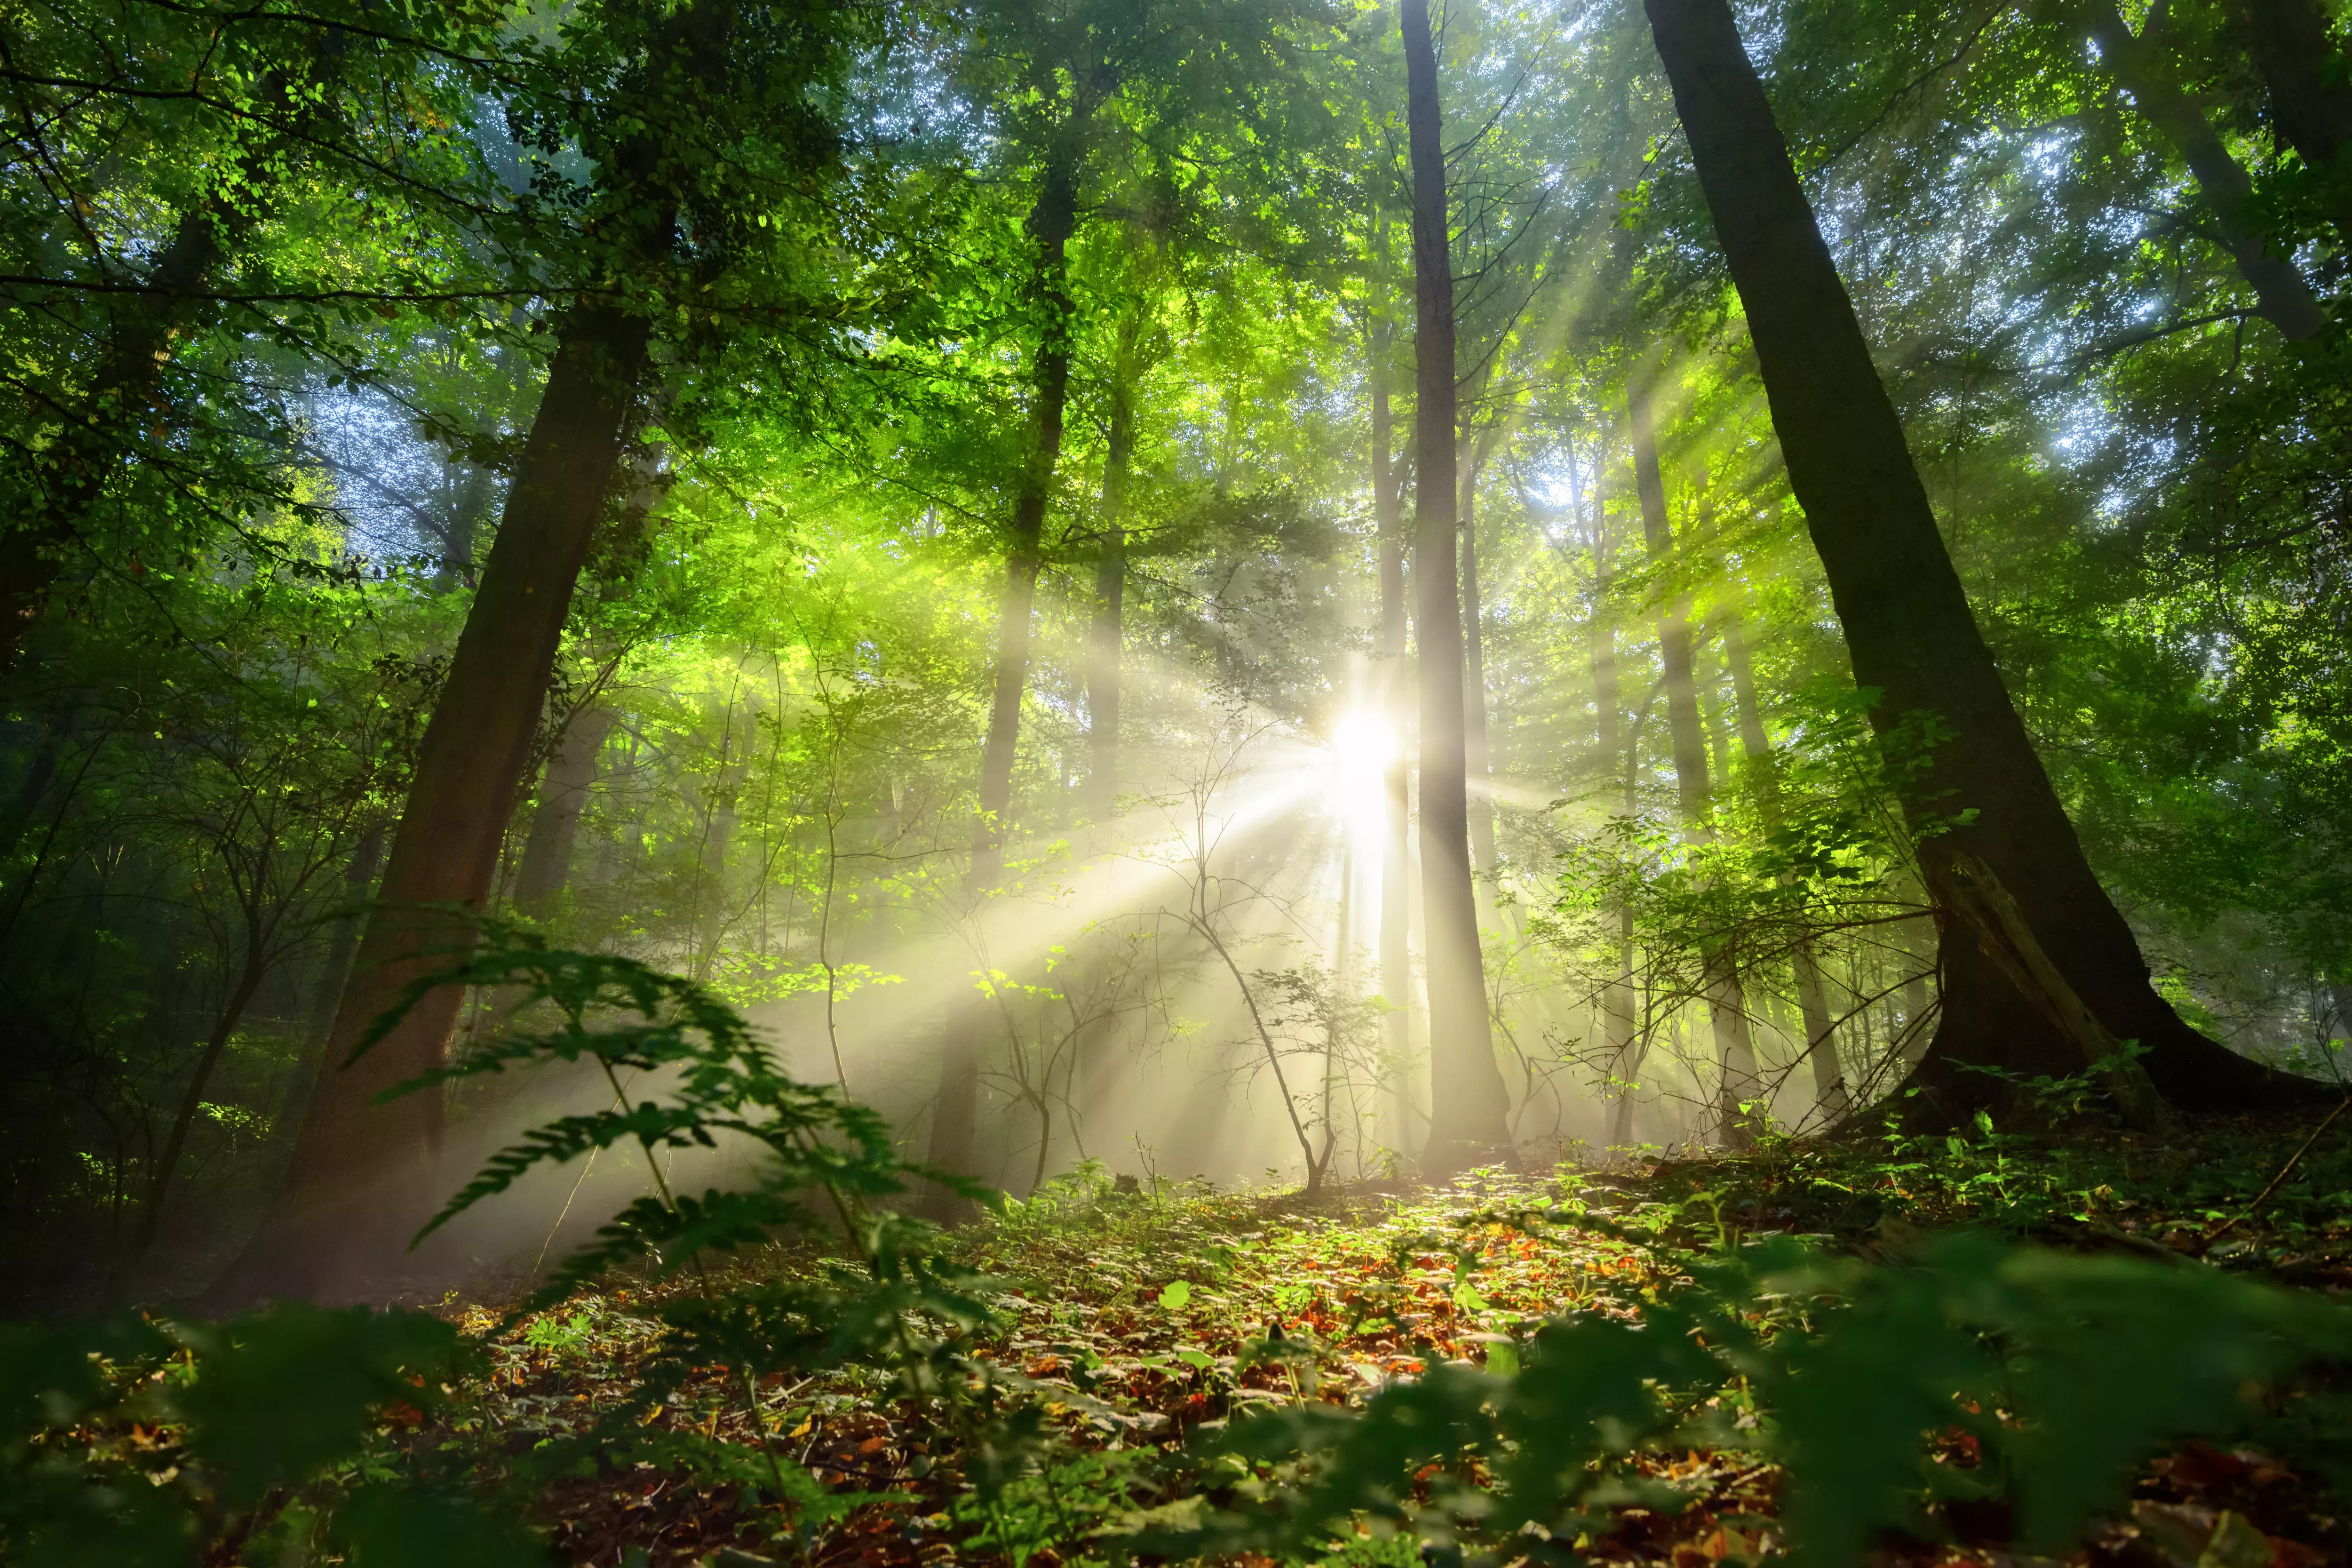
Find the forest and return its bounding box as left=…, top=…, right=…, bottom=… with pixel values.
left=6, top=0, right=2352, bottom=1562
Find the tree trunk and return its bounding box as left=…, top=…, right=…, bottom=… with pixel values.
left=1642, top=0, right=2316, bottom=1125
left=1086, top=341, right=1133, bottom=827
left=514, top=705, right=617, bottom=911
left=924, top=164, right=1081, bottom=1219
left=2081, top=0, right=2326, bottom=340
left=1075, top=334, right=1136, bottom=1132
left=1724, top=615, right=1848, bottom=1119
left=1631, top=380, right=1761, bottom=1146
left=1404, top=0, right=1511, bottom=1165
left=217, top=303, right=657, bottom=1300
left=1459, top=445, right=1496, bottom=889
left=1591, top=544, right=1644, bottom=1148
left=1369, top=237, right=1416, bottom=1118
left=2229, top=0, right=2352, bottom=241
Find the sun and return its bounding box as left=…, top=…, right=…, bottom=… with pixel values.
left=1325, top=711, right=1396, bottom=820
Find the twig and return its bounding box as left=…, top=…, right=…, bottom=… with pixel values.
left=2208, top=1096, right=2352, bottom=1242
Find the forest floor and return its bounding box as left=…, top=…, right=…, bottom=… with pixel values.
left=423, top=1103, right=2352, bottom=1568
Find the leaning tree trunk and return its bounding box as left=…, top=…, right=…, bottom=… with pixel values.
left=923, top=163, right=1081, bottom=1220
left=1630, top=379, right=1761, bottom=1146
left=1404, top=0, right=1512, bottom=1164
left=1643, top=0, right=2317, bottom=1125
left=217, top=302, right=657, bottom=1299
left=2081, top=0, right=2326, bottom=341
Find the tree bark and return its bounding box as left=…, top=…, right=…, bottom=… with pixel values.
left=1642, top=0, right=2317, bottom=1125
left=1631, top=382, right=1761, bottom=1146
left=1724, top=615, right=1848, bottom=1119
left=924, top=163, right=1081, bottom=1218
left=2238, top=0, right=2352, bottom=154
left=1589, top=499, right=1643, bottom=1149
left=2081, top=0, right=2326, bottom=340
left=1086, top=338, right=1134, bottom=827
left=514, top=705, right=617, bottom=911
left=1404, top=0, right=1512, bottom=1164
left=1369, top=232, right=1416, bottom=1111
left=1075, top=329, right=1137, bottom=1132
left=1459, top=444, right=1496, bottom=889
left=218, top=302, right=657, bottom=1300
left=2229, top=0, right=2352, bottom=209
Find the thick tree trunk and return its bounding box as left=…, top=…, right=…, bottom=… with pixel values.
left=2081, top=0, right=2326, bottom=340
left=2230, top=0, right=2352, bottom=239
left=514, top=705, right=617, bottom=911
left=1643, top=0, right=2317, bottom=1125
left=924, top=166, right=1080, bottom=1218
left=1404, top=0, right=1511, bottom=1164
left=218, top=303, right=656, bottom=1300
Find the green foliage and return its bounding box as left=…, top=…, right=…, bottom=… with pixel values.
left=1146, top=1228, right=2352, bottom=1568
left=0, top=1304, right=537, bottom=1567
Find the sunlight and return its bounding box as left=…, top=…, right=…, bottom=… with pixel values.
left=1325, top=711, right=1396, bottom=825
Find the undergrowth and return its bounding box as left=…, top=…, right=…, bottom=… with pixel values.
left=7, top=936, right=2351, bottom=1568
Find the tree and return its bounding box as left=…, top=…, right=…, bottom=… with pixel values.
left=1640, top=0, right=2317, bottom=1125
left=1402, top=0, right=1511, bottom=1163
left=225, top=0, right=866, bottom=1295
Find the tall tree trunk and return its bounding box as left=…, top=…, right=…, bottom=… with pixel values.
left=2229, top=0, right=2352, bottom=241
left=1590, top=500, right=1643, bottom=1149
left=1724, top=616, right=1847, bottom=1118
left=2081, top=0, right=2326, bottom=340
left=1642, top=0, right=2315, bottom=1125
left=1087, top=341, right=1133, bottom=827
left=1404, top=0, right=1511, bottom=1163
left=1459, top=445, right=1496, bottom=890
left=1087, top=421, right=1124, bottom=832
left=1369, top=242, right=1415, bottom=1118
left=1075, top=335, right=1136, bottom=1132
left=218, top=303, right=657, bottom=1300
left=1631, top=384, right=1761, bottom=1146
left=924, top=165, right=1081, bottom=1218
left=514, top=705, right=617, bottom=911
